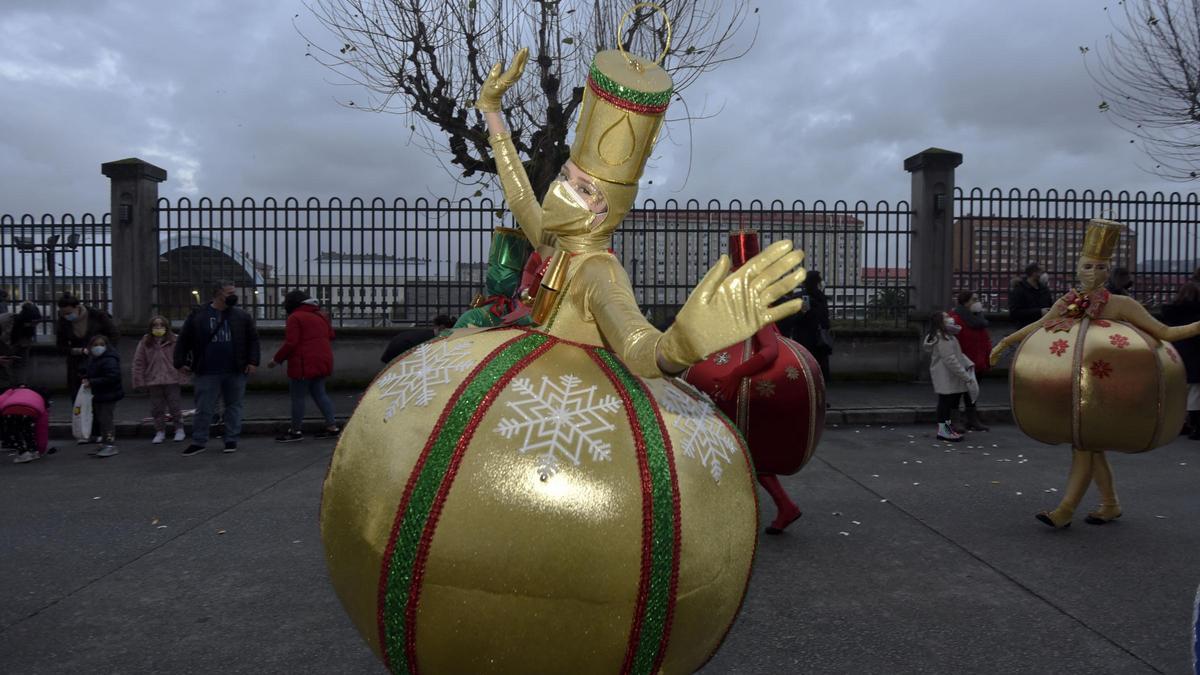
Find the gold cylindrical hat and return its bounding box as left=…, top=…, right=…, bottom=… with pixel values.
left=570, top=48, right=674, bottom=185
left=1080, top=218, right=1122, bottom=260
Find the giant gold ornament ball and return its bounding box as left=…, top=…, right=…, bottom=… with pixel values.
left=321, top=328, right=758, bottom=674
left=1011, top=318, right=1186, bottom=452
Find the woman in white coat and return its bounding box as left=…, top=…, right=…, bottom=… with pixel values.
left=923, top=311, right=980, bottom=442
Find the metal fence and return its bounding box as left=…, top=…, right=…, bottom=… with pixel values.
left=152, top=196, right=914, bottom=328
left=0, top=213, right=113, bottom=337
left=12, top=187, right=1194, bottom=337
left=953, top=187, right=1200, bottom=311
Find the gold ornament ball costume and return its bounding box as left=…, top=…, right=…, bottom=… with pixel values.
left=993, top=219, right=1200, bottom=528
left=321, top=11, right=808, bottom=673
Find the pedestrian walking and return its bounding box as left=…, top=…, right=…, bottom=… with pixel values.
left=924, top=311, right=981, bottom=442
left=949, top=291, right=993, bottom=368
left=1007, top=262, right=1053, bottom=324
left=792, top=271, right=832, bottom=383
left=269, top=290, right=339, bottom=442
left=1162, top=280, right=1200, bottom=440
left=82, top=335, right=123, bottom=458
left=132, top=315, right=189, bottom=444
left=174, top=280, right=260, bottom=456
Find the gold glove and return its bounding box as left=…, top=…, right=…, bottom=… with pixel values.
left=657, top=240, right=807, bottom=371
left=988, top=341, right=1008, bottom=367
left=475, top=47, right=529, bottom=112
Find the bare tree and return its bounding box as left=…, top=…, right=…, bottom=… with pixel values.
left=299, top=1, right=756, bottom=197
left=1086, top=0, right=1200, bottom=180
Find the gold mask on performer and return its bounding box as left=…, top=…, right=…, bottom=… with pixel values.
left=540, top=179, right=606, bottom=236
left=1076, top=257, right=1110, bottom=292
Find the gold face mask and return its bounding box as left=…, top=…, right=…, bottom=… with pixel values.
left=541, top=179, right=604, bottom=236
left=1076, top=258, right=1109, bottom=292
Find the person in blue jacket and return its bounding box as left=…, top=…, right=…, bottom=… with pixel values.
left=82, top=334, right=124, bottom=458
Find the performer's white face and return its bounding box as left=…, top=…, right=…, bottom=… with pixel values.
left=1076, top=257, right=1110, bottom=292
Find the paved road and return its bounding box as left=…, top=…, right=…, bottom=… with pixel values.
left=1, top=425, right=1196, bottom=674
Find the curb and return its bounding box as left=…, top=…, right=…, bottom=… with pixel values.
left=45, top=406, right=1016, bottom=440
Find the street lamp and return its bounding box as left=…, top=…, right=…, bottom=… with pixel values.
left=14, top=232, right=80, bottom=303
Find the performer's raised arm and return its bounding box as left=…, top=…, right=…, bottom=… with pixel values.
left=475, top=48, right=546, bottom=247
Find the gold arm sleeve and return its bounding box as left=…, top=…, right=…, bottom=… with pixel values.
left=579, top=255, right=668, bottom=378
left=1111, top=295, right=1200, bottom=341
left=489, top=132, right=545, bottom=247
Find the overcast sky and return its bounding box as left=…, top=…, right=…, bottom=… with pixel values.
left=0, top=0, right=1192, bottom=219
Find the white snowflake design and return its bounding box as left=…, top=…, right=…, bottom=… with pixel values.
left=494, top=374, right=622, bottom=478
left=660, top=382, right=738, bottom=483
left=375, top=340, right=477, bottom=418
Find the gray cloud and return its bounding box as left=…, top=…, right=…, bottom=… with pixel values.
left=0, top=0, right=1192, bottom=221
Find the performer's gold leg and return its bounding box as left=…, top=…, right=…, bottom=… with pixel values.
left=1085, top=451, right=1122, bottom=524
left=1037, top=448, right=1093, bottom=528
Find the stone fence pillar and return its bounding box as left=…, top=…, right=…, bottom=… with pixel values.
left=101, top=158, right=166, bottom=330
left=904, top=148, right=962, bottom=322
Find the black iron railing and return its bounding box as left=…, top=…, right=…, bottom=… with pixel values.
left=152, top=197, right=914, bottom=328
left=953, top=187, right=1200, bottom=312
left=0, top=213, right=112, bottom=337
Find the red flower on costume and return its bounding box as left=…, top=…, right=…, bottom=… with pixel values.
left=1108, top=334, right=1130, bottom=349
left=1049, top=339, right=1070, bottom=357
left=1090, top=360, right=1113, bottom=379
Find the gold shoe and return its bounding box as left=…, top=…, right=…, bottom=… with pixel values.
left=1035, top=509, right=1072, bottom=529
left=1084, top=504, right=1122, bottom=525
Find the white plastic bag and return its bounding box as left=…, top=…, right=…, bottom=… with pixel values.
left=72, top=385, right=93, bottom=441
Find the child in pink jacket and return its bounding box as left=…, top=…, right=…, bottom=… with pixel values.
left=132, top=316, right=189, bottom=443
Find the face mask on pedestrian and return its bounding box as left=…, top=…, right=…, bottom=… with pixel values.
left=63, top=311, right=79, bottom=322
left=969, top=301, right=984, bottom=313
left=1076, top=259, right=1109, bottom=292
left=90, top=345, right=107, bottom=356
left=943, top=317, right=962, bottom=335
left=224, top=293, right=239, bottom=307
left=151, top=327, right=166, bottom=337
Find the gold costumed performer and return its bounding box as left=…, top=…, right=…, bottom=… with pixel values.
left=990, top=218, right=1200, bottom=529
left=319, top=9, right=808, bottom=674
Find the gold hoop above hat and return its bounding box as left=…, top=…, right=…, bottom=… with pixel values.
left=617, top=2, right=673, bottom=67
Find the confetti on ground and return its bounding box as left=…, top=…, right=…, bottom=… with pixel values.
left=880, top=499, right=888, bottom=503
left=983, top=452, right=990, bottom=456
left=912, top=482, right=920, bottom=486
left=851, top=520, right=861, bottom=525
left=838, top=531, right=851, bottom=536
left=1015, top=492, right=1023, bottom=495
left=1180, top=462, right=1188, bottom=466
left=92, top=496, right=101, bottom=500
left=216, top=530, right=226, bottom=535
left=871, top=474, right=879, bottom=478
left=151, top=518, right=159, bottom=525
left=902, top=461, right=908, bottom=464
left=991, top=480, right=1001, bottom=484
left=156, top=525, right=168, bottom=529
left=832, top=511, right=843, bottom=516
left=292, top=540, right=302, bottom=544
left=1155, top=515, right=1166, bottom=519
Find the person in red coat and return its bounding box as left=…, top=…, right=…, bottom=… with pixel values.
left=269, top=290, right=339, bottom=442
left=948, top=291, right=991, bottom=432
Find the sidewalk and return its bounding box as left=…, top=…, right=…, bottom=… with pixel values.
left=41, top=378, right=1013, bottom=438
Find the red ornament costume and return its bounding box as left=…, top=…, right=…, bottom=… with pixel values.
left=683, top=231, right=825, bottom=534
